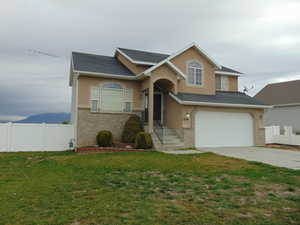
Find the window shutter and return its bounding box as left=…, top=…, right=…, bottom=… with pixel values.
left=188, top=68, right=195, bottom=84
left=124, top=88, right=133, bottom=102
left=123, top=88, right=133, bottom=112
left=90, top=100, right=98, bottom=112
left=90, top=87, right=100, bottom=112
left=90, top=87, right=99, bottom=100
left=195, top=68, right=202, bottom=85
left=216, top=76, right=221, bottom=90
left=221, top=76, right=229, bottom=91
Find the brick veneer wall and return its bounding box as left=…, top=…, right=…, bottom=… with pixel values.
left=77, top=108, right=141, bottom=146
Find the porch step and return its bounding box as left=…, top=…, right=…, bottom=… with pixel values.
left=152, top=135, right=181, bottom=142
left=151, top=128, right=185, bottom=151
left=161, top=129, right=178, bottom=136
left=162, top=139, right=182, bottom=145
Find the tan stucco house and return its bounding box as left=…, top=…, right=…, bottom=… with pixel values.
left=69, top=43, right=270, bottom=148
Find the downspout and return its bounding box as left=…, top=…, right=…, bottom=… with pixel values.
left=74, top=72, right=79, bottom=149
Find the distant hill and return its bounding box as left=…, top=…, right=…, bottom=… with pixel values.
left=16, top=113, right=71, bottom=124
left=0, top=120, right=10, bottom=123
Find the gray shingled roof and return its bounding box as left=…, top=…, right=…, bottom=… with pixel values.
left=255, top=79, right=300, bottom=105
left=173, top=91, right=268, bottom=106
left=118, top=48, right=169, bottom=64
left=118, top=48, right=242, bottom=74
left=72, top=52, right=135, bottom=77
left=217, top=66, right=242, bottom=74
left=72, top=48, right=242, bottom=76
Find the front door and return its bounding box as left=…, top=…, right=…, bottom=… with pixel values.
left=143, top=94, right=149, bottom=123
left=154, top=93, right=162, bottom=124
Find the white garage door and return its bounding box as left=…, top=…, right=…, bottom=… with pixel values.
left=195, top=111, right=254, bottom=147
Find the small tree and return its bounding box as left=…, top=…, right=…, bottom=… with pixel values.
left=122, top=115, right=143, bottom=143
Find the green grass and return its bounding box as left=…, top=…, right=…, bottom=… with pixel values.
left=178, top=146, right=197, bottom=150
left=0, top=151, right=299, bottom=225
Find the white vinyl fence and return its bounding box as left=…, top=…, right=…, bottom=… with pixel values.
left=265, top=126, right=300, bottom=146
left=0, top=123, right=75, bottom=152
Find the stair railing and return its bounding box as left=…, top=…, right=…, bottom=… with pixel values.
left=154, top=121, right=164, bottom=144
left=154, top=123, right=184, bottom=145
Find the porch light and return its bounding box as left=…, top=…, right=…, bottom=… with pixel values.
left=184, top=113, right=191, bottom=120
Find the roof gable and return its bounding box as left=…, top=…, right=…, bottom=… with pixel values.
left=117, top=46, right=242, bottom=75
left=140, top=43, right=222, bottom=76
left=255, top=79, right=300, bottom=105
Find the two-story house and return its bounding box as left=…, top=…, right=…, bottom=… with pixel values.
left=69, top=43, right=270, bottom=148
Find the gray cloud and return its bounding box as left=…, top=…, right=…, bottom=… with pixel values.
left=0, top=0, right=300, bottom=119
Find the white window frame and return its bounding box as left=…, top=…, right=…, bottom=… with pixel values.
left=89, top=83, right=133, bottom=113
left=187, top=60, right=204, bottom=87
left=123, top=87, right=133, bottom=113
left=90, top=87, right=100, bottom=112
left=216, top=75, right=229, bottom=91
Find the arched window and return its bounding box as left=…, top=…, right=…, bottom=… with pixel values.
left=102, top=83, right=123, bottom=89
left=90, top=82, right=133, bottom=113
left=188, top=61, right=203, bottom=85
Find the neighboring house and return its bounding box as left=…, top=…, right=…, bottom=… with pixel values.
left=255, top=79, right=300, bottom=134
left=70, top=42, right=270, bottom=148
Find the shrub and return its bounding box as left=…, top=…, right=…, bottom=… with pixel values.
left=96, top=130, right=113, bottom=147
left=122, top=115, right=144, bottom=143
left=135, top=132, right=153, bottom=149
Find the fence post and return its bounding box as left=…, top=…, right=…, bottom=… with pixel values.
left=43, top=123, right=47, bottom=151
left=7, top=122, right=12, bottom=152
left=284, top=126, right=293, bottom=136
left=274, top=126, right=280, bottom=136
left=285, top=126, right=293, bottom=144
left=266, top=126, right=273, bottom=144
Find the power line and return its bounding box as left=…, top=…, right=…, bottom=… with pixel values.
left=27, top=49, right=60, bottom=58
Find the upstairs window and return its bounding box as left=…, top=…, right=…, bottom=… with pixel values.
left=216, top=75, right=229, bottom=91
left=90, top=83, right=133, bottom=113
left=188, top=61, right=203, bottom=86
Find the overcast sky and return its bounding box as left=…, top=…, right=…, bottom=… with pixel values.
left=1, top=0, right=300, bottom=121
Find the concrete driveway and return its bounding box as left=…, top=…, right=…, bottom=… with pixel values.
left=199, top=147, right=300, bottom=170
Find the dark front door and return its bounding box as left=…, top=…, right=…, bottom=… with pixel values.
left=154, top=94, right=162, bottom=123
left=143, top=94, right=149, bottom=123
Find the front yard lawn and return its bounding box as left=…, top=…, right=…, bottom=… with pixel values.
left=0, top=151, right=299, bottom=225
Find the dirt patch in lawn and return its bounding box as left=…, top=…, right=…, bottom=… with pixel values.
left=192, top=155, right=258, bottom=171
left=254, top=183, right=300, bottom=199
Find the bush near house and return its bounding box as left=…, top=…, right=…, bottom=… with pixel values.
left=135, top=132, right=153, bottom=149
left=96, top=130, right=113, bottom=147
left=122, top=115, right=144, bottom=143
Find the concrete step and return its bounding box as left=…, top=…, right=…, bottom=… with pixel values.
left=151, top=130, right=184, bottom=151
left=162, top=139, right=182, bottom=145
left=162, top=144, right=185, bottom=151
left=153, top=133, right=180, bottom=138
left=154, top=128, right=178, bottom=135
left=152, top=137, right=180, bottom=142
left=161, top=136, right=182, bottom=141
left=163, top=131, right=178, bottom=136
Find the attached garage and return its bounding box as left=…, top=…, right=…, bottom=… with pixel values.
left=195, top=111, right=254, bottom=147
